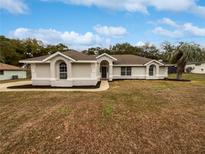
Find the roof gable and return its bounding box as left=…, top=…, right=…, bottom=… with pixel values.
left=144, top=60, right=164, bottom=66
left=96, top=53, right=117, bottom=61
left=43, top=52, right=76, bottom=62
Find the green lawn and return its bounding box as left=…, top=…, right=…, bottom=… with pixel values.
left=169, top=73, right=205, bottom=81
left=0, top=74, right=204, bottom=153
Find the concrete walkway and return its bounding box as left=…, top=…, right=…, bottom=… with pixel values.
left=0, top=80, right=109, bottom=92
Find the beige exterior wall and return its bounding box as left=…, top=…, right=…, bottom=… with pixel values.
left=35, top=63, right=50, bottom=78
left=159, top=67, right=168, bottom=77
left=113, top=66, right=147, bottom=79
left=31, top=55, right=98, bottom=87
left=97, top=55, right=114, bottom=81
left=72, top=63, right=92, bottom=78
left=29, top=54, right=169, bottom=87
left=31, top=63, right=51, bottom=85
left=113, top=65, right=168, bottom=80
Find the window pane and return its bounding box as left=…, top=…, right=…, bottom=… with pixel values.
left=59, top=62, right=67, bottom=79
left=0, top=70, right=4, bottom=75
left=149, top=65, right=154, bottom=76
left=60, top=73, right=67, bottom=79
left=121, top=67, right=126, bottom=75
left=127, top=67, right=131, bottom=76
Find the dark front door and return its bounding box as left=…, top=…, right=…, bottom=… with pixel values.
left=101, top=67, right=107, bottom=79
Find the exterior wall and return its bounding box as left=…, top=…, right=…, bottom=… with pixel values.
left=0, top=70, right=27, bottom=80
left=97, top=55, right=114, bottom=81
left=158, top=67, right=168, bottom=79
left=35, top=63, right=50, bottom=78
left=31, top=63, right=50, bottom=86
left=72, top=63, right=92, bottom=78
left=29, top=54, right=169, bottom=87
left=145, top=62, right=167, bottom=79
left=113, top=66, right=146, bottom=79
left=185, top=64, right=205, bottom=74
left=113, top=65, right=168, bottom=80
left=31, top=55, right=98, bottom=87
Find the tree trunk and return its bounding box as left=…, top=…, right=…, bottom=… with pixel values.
left=176, top=65, right=185, bottom=80
left=176, top=71, right=182, bottom=80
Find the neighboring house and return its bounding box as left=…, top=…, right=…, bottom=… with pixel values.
left=20, top=50, right=169, bottom=87
left=0, top=63, right=27, bottom=80
left=185, top=62, right=205, bottom=74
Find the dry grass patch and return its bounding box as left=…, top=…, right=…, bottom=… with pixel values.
left=0, top=74, right=205, bottom=153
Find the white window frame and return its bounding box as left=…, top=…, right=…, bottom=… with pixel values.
left=121, top=67, right=132, bottom=76
left=59, top=62, right=67, bottom=79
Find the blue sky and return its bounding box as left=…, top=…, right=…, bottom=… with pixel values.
left=0, top=0, right=205, bottom=50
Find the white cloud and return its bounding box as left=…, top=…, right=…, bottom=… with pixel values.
left=136, top=41, right=145, bottom=46
left=153, top=27, right=183, bottom=38
left=183, top=23, right=205, bottom=36
left=153, top=18, right=205, bottom=38
left=0, top=0, right=28, bottom=14
left=94, top=25, right=127, bottom=37
left=148, top=0, right=194, bottom=12
left=191, top=4, right=205, bottom=17
left=44, top=0, right=205, bottom=16
left=9, top=28, right=103, bottom=50
left=159, top=18, right=179, bottom=28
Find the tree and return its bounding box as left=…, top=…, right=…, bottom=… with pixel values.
left=0, top=35, right=69, bottom=66
left=169, top=42, right=204, bottom=80
left=140, top=43, right=161, bottom=59
left=161, top=41, right=175, bottom=62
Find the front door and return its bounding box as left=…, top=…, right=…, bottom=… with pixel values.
left=101, top=67, right=107, bottom=79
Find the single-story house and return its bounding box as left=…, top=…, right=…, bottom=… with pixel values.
left=185, top=62, right=205, bottom=74
left=0, top=63, right=27, bottom=80
left=20, top=50, right=169, bottom=87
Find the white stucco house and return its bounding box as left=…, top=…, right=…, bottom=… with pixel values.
left=20, top=50, right=169, bottom=87
left=185, top=62, right=205, bottom=74
left=0, top=63, right=27, bottom=80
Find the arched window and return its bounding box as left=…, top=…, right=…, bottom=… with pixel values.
left=149, top=65, right=155, bottom=76
left=59, top=62, right=67, bottom=79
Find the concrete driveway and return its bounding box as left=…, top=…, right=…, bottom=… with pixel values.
left=0, top=80, right=109, bottom=92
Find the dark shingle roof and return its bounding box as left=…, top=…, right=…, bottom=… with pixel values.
left=21, top=55, right=49, bottom=61
left=112, top=55, right=152, bottom=65
left=21, top=50, right=96, bottom=61
left=0, top=63, right=25, bottom=71
left=62, top=50, right=96, bottom=60
left=20, top=50, right=153, bottom=65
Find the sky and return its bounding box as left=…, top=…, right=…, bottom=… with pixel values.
left=0, top=0, right=205, bottom=50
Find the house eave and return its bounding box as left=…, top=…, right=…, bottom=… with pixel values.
left=96, top=53, right=117, bottom=61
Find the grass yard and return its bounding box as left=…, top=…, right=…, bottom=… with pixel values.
left=0, top=74, right=205, bottom=153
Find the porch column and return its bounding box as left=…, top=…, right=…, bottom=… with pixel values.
left=50, top=62, right=55, bottom=81
left=156, top=65, right=159, bottom=78
left=109, top=63, right=113, bottom=81
left=91, top=62, right=97, bottom=79
left=67, top=62, right=72, bottom=79
left=31, top=64, right=36, bottom=80
left=146, top=66, right=149, bottom=79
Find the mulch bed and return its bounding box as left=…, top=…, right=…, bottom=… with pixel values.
left=7, top=81, right=101, bottom=89
left=164, top=78, right=191, bottom=82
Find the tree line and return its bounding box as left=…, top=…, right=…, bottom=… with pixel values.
left=0, top=35, right=205, bottom=79
left=0, top=35, right=69, bottom=65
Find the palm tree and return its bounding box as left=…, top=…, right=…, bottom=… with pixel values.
left=169, top=42, right=204, bottom=80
